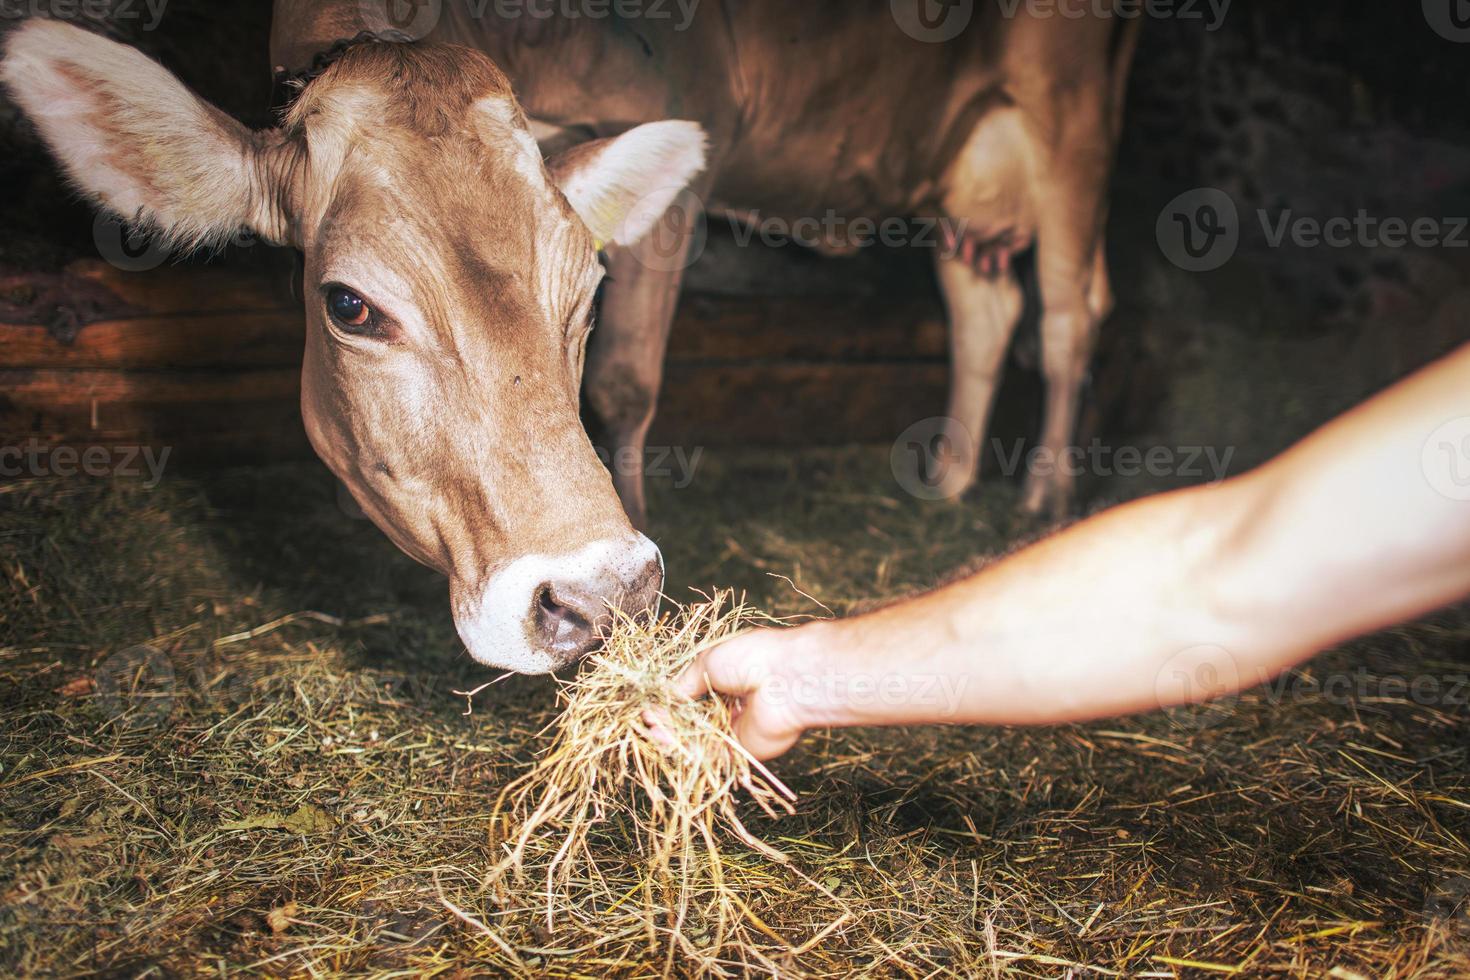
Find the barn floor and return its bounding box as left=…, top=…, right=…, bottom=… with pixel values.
left=2, top=448, right=1469, bottom=977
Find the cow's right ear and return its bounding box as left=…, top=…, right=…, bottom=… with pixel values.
left=547, top=120, right=708, bottom=250
left=1, top=19, right=299, bottom=250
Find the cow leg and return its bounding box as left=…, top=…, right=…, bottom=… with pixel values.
left=1020, top=186, right=1111, bottom=520
left=1011, top=39, right=1124, bottom=519
left=932, top=251, right=1025, bottom=497
left=584, top=188, right=703, bottom=530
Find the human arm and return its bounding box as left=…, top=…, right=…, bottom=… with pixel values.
left=674, top=343, right=1470, bottom=760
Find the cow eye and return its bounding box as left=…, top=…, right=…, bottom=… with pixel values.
left=325, top=286, right=375, bottom=334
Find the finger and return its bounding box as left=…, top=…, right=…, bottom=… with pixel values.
left=673, top=631, right=768, bottom=701
left=640, top=707, right=676, bottom=749
left=673, top=652, right=712, bottom=701
left=733, top=701, right=797, bottom=763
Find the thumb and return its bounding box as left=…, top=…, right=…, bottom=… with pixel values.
left=690, top=630, right=807, bottom=761
left=675, top=630, right=775, bottom=702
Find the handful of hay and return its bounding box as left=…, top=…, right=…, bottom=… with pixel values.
left=487, top=593, right=799, bottom=966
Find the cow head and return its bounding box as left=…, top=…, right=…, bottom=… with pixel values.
left=2, top=20, right=707, bottom=673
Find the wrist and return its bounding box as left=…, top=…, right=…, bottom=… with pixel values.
left=777, top=618, right=867, bottom=732
left=782, top=601, right=980, bottom=731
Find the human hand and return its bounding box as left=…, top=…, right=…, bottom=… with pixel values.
left=660, top=625, right=825, bottom=761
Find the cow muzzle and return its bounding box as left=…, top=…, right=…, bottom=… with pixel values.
left=453, top=533, right=664, bottom=673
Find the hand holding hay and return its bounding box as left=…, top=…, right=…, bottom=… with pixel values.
left=487, top=593, right=797, bottom=958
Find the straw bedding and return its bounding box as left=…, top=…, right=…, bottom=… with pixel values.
left=3, top=452, right=1470, bottom=976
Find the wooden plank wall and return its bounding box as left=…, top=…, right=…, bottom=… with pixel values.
left=0, top=257, right=986, bottom=466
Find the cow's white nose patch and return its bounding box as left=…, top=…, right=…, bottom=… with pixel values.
left=453, top=533, right=663, bottom=674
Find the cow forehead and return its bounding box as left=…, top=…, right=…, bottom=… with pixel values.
left=289, top=45, right=574, bottom=235
left=324, top=138, right=535, bottom=242
left=286, top=41, right=517, bottom=134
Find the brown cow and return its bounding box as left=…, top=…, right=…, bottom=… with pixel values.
left=296, top=1, right=1138, bottom=523
left=1, top=1, right=1137, bottom=673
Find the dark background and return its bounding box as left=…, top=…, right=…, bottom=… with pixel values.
left=3, top=0, right=1469, bottom=497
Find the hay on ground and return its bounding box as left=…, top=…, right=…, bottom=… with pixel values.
left=3, top=457, right=1470, bottom=977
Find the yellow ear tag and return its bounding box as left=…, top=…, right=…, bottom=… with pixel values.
left=594, top=238, right=606, bottom=252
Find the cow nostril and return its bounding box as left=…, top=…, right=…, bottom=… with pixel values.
left=534, top=584, right=596, bottom=657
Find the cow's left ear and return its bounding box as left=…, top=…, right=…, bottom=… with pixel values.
left=1, top=19, right=299, bottom=250
left=546, top=121, right=707, bottom=249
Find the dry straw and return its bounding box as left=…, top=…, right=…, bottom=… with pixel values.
left=8, top=474, right=1470, bottom=976
left=486, top=592, right=802, bottom=970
